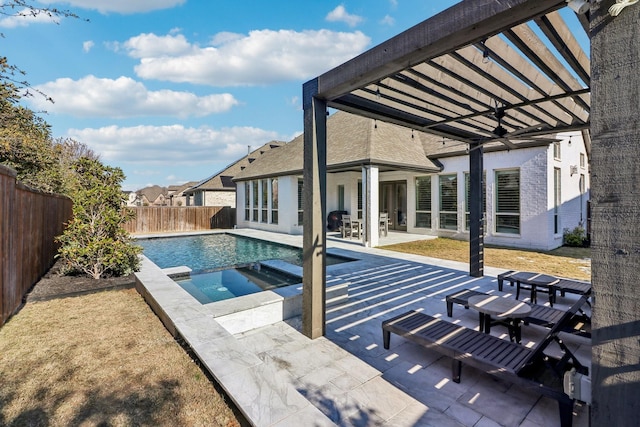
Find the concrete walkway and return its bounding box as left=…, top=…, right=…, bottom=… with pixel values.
left=134, top=230, right=590, bottom=427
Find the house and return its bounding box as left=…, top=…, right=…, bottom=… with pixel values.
left=129, top=185, right=169, bottom=206
left=184, top=141, right=283, bottom=207
left=233, top=111, right=590, bottom=251
left=167, top=181, right=198, bottom=206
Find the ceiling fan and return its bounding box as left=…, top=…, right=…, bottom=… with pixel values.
left=481, top=102, right=557, bottom=149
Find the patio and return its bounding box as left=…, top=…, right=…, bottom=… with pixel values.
left=135, top=229, right=590, bottom=426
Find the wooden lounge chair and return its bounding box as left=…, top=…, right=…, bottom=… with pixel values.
left=382, top=294, right=590, bottom=427
left=446, top=288, right=591, bottom=338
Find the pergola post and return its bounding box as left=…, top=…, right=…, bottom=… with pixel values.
left=590, top=2, right=640, bottom=423
left=469, top=142, right=484, bottom=277
left=301, top=78, right=327, bottom=339
left=364, top=166, right=379, bottom=248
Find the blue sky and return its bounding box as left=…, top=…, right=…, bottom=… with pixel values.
left=3, top=1, right=587, bottom=191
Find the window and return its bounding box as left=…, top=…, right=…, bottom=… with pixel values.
left=465, top=172, right=486, bottom=230
left=439, top=174, right=457, bottom=230
left=244, top=182, right=250, bottom=221
left=553, top=141, right=561, bottom=160
left=554, top=167, right=561, bottom=234
left=415, top=176, right=432, bottom=228
left=357, top=181, right=363, bottom=219
left=580, top=153, right=585, bottom=168
left=271, top=178, right=278, bottom=224
left=495, top=169, right=520, bottom=234
left=252, top=181, right=259, bottom=221
left=297, top=179, right=304, bottom=225
left=337, top=185, right=345, bottom=211
left=579, top=174, right=585, bottom=194
left=261, top=179, right=268, bottom=223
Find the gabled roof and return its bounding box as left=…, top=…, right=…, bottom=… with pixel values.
left=185, top=141, right=284, bottom=193
left=233, top=111, right=442, bottom=181
left=136, top=185, right=167, bottom=203
left=168, top=181, right=198, bottom=196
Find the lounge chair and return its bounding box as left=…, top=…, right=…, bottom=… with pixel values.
left=382, top=294, right=591, bottom=427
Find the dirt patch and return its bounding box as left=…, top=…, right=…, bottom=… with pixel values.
left=25, top=261, right=136, bottom=303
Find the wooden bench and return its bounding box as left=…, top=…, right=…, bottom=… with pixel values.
left=383, top=295, right=590, bottom=427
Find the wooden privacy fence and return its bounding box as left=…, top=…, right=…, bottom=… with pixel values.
left=124, top=206, right=236, bottom=234
left=1, top=165, right=73, bottom=327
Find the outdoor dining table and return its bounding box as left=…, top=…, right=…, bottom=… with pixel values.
left=468, top=295, right=532, bottom=344
left=510, top=272, right=560, bottom=306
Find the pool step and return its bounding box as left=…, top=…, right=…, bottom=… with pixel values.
left=161, top=265, right=192, bottom=279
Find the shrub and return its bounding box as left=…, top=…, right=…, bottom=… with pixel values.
left=563, top=226, right=587, bottom=247
left=57, top=158, right=141, bottom=279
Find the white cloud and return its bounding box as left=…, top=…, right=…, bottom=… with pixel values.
left=82, top=40, right=94, bottom=52
left=119, top=33, right=194, bottom=58
left=0, top=8, right=58, bottom=28
left=121, top=29, right=370, bottom=86
left=380, top=15, right=395, bottom=26
left=37, top=0, right=186, bottom=14
left=66, top=124, right=282, bottom=165
left=326, top=5, right=363, bottom=27
left=29, top=75, right=239, bottom=118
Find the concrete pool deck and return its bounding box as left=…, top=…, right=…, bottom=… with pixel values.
left=134, top=229, right=590, bottom=427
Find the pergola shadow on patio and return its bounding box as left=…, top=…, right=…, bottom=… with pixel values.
left=301, top=0, right=640, bottom=424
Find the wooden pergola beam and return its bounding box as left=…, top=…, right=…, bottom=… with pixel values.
left=316, top=0, right=566, bottom=100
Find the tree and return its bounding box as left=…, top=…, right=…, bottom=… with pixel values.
left=56, top=158, right=141, bottom=279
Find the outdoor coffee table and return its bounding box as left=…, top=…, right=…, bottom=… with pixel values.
left=468, top=295, right=532, bottom=343
left=511, top=272, right=559, bottom=305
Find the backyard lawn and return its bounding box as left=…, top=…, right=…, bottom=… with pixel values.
left=381, top=237, right=591, bottom=281
left=0, top=289, right=243, bottom=427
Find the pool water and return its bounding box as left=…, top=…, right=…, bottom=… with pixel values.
left=176, top=265, right=301, bottom=304
left=137, top=233, right=303, bottom=272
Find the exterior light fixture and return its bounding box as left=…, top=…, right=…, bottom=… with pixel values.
left=481, top=39, right=490, bottom=64
left=566, top=0, right=589, bottom=14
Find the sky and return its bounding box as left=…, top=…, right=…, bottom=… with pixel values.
left=2, top=1, right=587, bottom=191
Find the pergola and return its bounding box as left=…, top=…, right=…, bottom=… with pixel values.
left=301, top=0, right=590, bottom=339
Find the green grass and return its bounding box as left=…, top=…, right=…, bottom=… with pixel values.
left=381, top=238, right=591, bottom=281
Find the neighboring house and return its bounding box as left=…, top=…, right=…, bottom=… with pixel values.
left=130, top=185, right=169, bottom=206
left=167, top=181, right=198, bottom=206
left=233, top=111, right=590, bottom=251
left=185, top=141, right=283, bottom=207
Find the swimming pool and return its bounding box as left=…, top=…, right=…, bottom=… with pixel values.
left=137, top=233, right=303, bottom=272
left=137, top=233, right=352, bottom=303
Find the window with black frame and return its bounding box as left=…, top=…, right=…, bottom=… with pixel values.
left=415, top=176, right=431, bottom=228
left=495, top=169, right=520, bottom=234
left=271, top=178, right=278, bottom=224
left=439, top=174, right=457, bottom=230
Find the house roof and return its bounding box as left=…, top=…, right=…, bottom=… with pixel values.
left=185, top=141, right=284, bottom=193
left=234, top=111, right=442, bottom=181
left=168, top=181, right=198, bottom=196
left=136, top=185, right=167, bottom=203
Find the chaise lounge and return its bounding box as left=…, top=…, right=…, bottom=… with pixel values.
left=382, top=294, right=590, bottom=427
